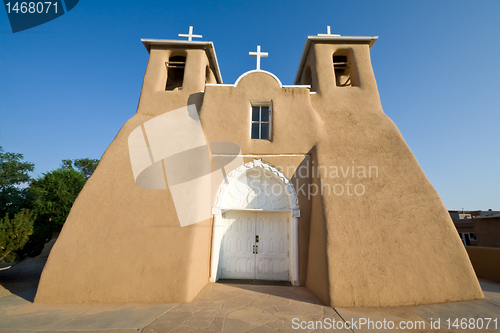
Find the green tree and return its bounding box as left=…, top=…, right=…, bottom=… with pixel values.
left=0, top=148, right=34, bottom=188
left=18, top=168, right=87, bottom=258
left=0, top=147, right=34, bottom=215
left=0, top=149, right=100, bottom=261
left=30, top=168, right=86, bottom=230
left=0, top=147, right=35, bottom=263
left=0, top=210, right=34, bottom=263
left=61, top=158, right=99, bottom=179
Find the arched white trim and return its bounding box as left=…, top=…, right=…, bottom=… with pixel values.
left=234, top=70, right=283, bottom=88
left=210, top=159, right=300, bottom=286
left=212, top=159, right=300, bottom=217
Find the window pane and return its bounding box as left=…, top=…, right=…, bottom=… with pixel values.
left=252, top=107, right=260, bottom=121
left=251, top=123, right=260, bottom=139
left=261, top=123, right=269, bottom=140
left=260, top=107, right=269, bottom=122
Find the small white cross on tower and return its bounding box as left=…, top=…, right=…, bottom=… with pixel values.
left=249, top=45, right=268, bottom=70
left=178, top=26, right=202, bottom=41
left=317, top=26, right=341, bottom=37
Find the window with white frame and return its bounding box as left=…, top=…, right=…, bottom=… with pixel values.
left=458, top=232, right=476, bottom=246
left=251, top=102, right=272, bottom=140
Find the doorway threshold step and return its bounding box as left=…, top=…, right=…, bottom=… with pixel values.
left=217, top=279, right=292, bottom=286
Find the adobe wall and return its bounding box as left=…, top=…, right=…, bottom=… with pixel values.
left=474, top=217, right=500, bottom=248
left=201, top=72, right=317, bottom=154
left=455, top=225, right=474, bottom=233
left=36, top=38, right=484, bottom=306
left=201, top=72, right=319, bottom=285
left=304, top=149, right=330, bottom=306
left=35, top=47, right=215, bottom=303
left=466, top=247, right=500, bottom=284
left=36, top=52, right=320, bottom=303
left=302, top=42, right=483, bottom=307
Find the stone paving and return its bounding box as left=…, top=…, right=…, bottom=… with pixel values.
left=140, top=281, right=500, bottom=332
left=1, top=258, right=500, bottom=332
left=141, top=283, right=346, bottom=332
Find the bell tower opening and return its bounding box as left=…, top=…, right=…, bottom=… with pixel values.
left=333, top=51, right=352, bottom=87
left=165, top=55, right=186, bottom=90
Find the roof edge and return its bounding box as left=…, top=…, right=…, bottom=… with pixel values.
left=140, top=39, right=223, bottom=84
left=294, top=35, right=378, bottom=85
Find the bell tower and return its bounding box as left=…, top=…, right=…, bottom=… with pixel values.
left=139, top=27, right=222, bottom=116
left=294, top=28, right=378, bottom=99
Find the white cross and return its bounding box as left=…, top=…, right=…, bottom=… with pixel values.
left=317, top=26, right=341, bottom=37
left=249, top=45, right=268, bottom=70
left=178, top=26, right=202, bottom=41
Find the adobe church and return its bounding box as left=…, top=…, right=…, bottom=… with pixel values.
left=35, top=27, right=483, bottom=307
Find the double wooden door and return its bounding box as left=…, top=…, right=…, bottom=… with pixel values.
left=220, top=211, right=289, bottom=280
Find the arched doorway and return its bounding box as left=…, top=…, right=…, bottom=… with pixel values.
left=210, top=159, right=300, bottom=285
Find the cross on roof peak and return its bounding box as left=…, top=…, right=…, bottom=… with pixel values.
left=178, top=26, right=202, bottom=41
left=317, top=26, right=341, bottom=37
left=249, top=45, right=268, bottom=70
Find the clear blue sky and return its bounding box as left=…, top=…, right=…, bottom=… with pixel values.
left=0, top=0, right=498, bottom=210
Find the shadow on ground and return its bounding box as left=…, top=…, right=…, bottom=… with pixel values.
left=215, top=281, right=323, bottom=305
left=0, top=258, right=46, bottom=302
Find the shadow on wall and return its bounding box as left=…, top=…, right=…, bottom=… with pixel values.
left=188, top=92, right=204, bottom=113
left=289, top=148, right=314, bottom=287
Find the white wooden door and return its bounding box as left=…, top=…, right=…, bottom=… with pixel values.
left=220, top=211, right=256, bottom=279
left=255, top=213, right=289, bottom=280
left=220, top=211, right=289, bottom=280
